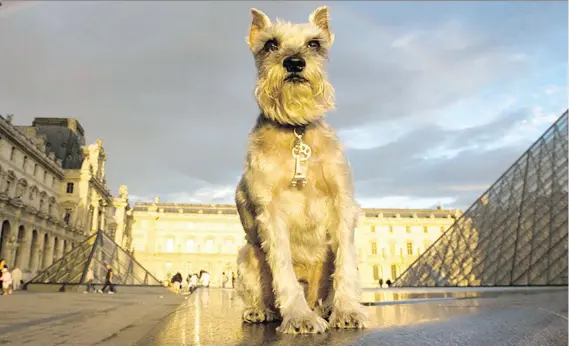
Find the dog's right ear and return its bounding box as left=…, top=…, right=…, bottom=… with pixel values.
left=246, top=8, right=271, bottom=50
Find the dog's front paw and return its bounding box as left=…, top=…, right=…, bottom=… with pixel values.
left=329, top=306, right=368, bottom=329
left=276, top=310, right=328, bottom=334
left=242, top=307, right=279, bottom=323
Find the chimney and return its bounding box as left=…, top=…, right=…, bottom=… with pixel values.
left=6, top=114, right=13, bottom=124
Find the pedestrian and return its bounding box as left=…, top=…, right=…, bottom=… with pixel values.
left=378, top=278, right=383, bottom=288
left=221, top=272, right=228, bottom=288
left=11, top=267, right=22, bottom=291
left=98, top=264, right=116, bottom=294
left=171, top=272, right=183, bottom=294
left=2, top=265, right=13, bottom=296
left=231, top=272, right=236, bottom=288
left=0, top=258, right=5, bottom=289
left=83, top=266, right=95, bottom=293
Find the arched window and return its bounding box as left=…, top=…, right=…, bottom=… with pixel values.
left=186, top=239, right=195, bottom=253
left=203, top=238, right=215, bottom=253
left=165, top=237, right=175, bottom=253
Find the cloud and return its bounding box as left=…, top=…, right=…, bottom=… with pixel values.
left=0, top=1, right=566, bottom=209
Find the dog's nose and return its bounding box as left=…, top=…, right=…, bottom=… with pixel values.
left=283, top=56, right=306, bottom=73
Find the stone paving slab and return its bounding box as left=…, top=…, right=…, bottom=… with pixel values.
left=138, top=287, right=568, bottom=346
left=0, top=290, right=185, bottom=346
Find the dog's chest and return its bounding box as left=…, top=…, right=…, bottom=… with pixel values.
left=253, top=128, right=333, bottom=195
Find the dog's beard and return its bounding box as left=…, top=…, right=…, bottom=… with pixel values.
left=255, top=66, right=335, bottom=126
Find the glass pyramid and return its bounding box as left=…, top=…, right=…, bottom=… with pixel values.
left=28, top=230, right=162, bottom=286
left=395, top=110, right=568, bottom=287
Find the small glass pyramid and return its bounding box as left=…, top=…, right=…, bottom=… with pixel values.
left=395, top=110, right=568, bottom=287
left=28, top=230, right=162, bottom=286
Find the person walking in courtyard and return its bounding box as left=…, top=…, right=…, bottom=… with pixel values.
left=2, top=265, right=13, bottom=296
left=0, top=259, right=5, bottom=289
left=171, top=272, right=183, bottom=294
left=84, top=266, right=95, bottom=293
left=98, top=263, right=116, bottom=294
left=11, top=267, right=22, bottom=291
left=231, top=272, right=236, bottom=288
left=221, top=272, right=228, bottom=288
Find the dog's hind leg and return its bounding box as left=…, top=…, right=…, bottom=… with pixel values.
left=236, top=243, right=279, bottom=323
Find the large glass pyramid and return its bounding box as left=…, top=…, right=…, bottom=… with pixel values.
left=28, top=230, right=162, bottom=286
left=395, top=110, right=568, bottom=287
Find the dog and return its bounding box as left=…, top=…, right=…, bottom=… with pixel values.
left=235, top=6, right=367, bottom=334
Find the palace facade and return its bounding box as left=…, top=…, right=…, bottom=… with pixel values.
left=130, top=199, right=461, bottom=287
left=0, top=115, right=132, bottom=280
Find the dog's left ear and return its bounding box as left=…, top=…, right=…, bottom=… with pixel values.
left=309, top=6, right=334, bottom=46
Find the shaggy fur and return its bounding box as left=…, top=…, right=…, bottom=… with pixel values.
left=235, top=6, right=368, bottom=334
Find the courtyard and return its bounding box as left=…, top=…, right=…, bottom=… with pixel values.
left=0, top=287, right=566, bottom=345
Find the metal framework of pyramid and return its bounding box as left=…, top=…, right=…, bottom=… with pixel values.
left=395, top=110, right=568, bottom=287
left=28, top=230, right=162, bottom=286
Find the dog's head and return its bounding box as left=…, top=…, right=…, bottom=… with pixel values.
left=247, top=6, right=335, bottom=126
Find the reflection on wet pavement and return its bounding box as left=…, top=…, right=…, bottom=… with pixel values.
left=137, top=287, right=567, bottom=346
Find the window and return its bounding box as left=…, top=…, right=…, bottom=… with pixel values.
left=372, top=264, right=379, bottom=280
left=33, top=164, right=38, bottom=176
left=423, top=226, right=428, bottom=233
left=10, top=147, right=15, bottom=160
left=64, top=209, right=72, bottom=224
left=391, top=264, right=398, bottom=281
left=51, top=176, right=55, bottom=187
left=381, top=248, right=386, bottom=257
left=371, top=241, right=377, bottom=255
left=43, top=170, right=47, bottom=183
left=204, top=239, right=215, bottom=253
left=406, top=226, right=411, bottom=233
left=23, top=156, right=27, bottom=169
left=186, top=239, right=195, bottom=253
left=370, top=225, right=376, bottom=233
left=66, top=183, right=74, bottom=194
left=165, top=238, right=175, bottom=253
left=388, top=226, right=393, bottom=233
left=406, top=242, right=413, bottom=255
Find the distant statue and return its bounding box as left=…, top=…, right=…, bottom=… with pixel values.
left=119, top=185, right=128, bottom=199
left=96, top=138, right=103, bottom=148
left=153, top=196, right=160, bottom=204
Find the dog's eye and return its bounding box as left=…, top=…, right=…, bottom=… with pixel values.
left=307, top=40, right=321, bottom=50
left=263, top=39, right=279, bottom=52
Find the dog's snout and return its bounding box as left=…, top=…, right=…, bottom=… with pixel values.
left=283, top=56, right=306, bottom=73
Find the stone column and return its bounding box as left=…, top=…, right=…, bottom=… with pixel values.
left=91, top=204, right=99, bottom=233
left=100, top=205, right=106, bottom=233
left=29, top=233, right=45, bottom=275
left=42, top=234, right=55, bottom=269
left=15, top=227, right=33, bottom=271
left=55, top=237, right=65, bottom=260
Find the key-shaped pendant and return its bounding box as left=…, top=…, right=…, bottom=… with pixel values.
left=291, top=135, right=312, bottom=188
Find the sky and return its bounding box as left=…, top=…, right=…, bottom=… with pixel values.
left=0, top=1, right=567, bottom=210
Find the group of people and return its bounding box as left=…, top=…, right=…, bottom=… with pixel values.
left=83, top=263, right=116, bottom=294
left=166, top=270, right=236, bottom=294
left=0, top=259, right=23, bottom=296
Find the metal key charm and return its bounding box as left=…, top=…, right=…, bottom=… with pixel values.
left=291, top=129, right=312, bottom=188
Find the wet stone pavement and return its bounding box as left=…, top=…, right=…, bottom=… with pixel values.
left=139, top=287, right=568, bottom=346
left=0, top=288, right=184, bottom=346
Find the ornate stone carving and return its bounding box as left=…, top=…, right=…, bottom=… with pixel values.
left=119, top=185, right=128, bottom=199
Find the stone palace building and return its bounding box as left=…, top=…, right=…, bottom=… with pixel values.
left=130, top=199, right=461, bottom=288
left=0, top=115, right=132, bottom=280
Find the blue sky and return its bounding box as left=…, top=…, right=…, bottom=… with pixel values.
left=0, top=1, right=566, bottom=209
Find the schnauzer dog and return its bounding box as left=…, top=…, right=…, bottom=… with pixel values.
left=235, top=6, right=367, bottom=334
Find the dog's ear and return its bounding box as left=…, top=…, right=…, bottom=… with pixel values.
left=309, top=6, right=334, bottom=46
left=247, top=8, right=271, bottom=50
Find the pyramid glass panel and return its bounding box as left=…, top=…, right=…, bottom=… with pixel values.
left=28, top=231, right=162, bottom=286
left=395, top=111, right=568, bottom=287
